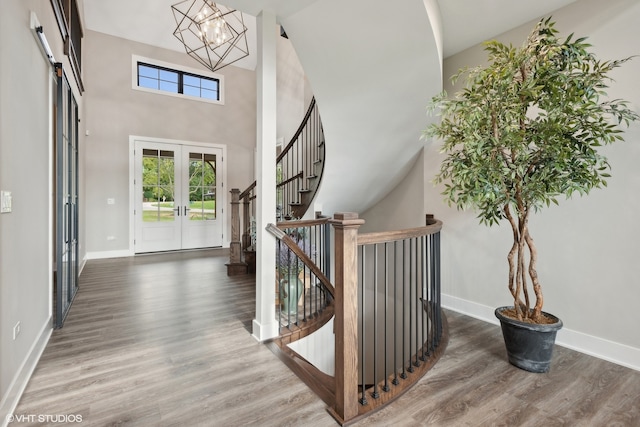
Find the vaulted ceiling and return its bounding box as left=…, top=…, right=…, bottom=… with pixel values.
left=81, top=0, right=579, bottom=213
left=83, top=0, right=578, bottom=71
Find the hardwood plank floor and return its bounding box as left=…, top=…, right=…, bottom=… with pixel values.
left=11, top=249, right=640, bottom=426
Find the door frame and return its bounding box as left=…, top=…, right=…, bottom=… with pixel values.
left=128, top=135, right=228, bottom=254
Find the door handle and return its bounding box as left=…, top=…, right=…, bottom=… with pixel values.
left=184, top=206, right=190, bottom=216
left=173, top=207, right=180, bottom=216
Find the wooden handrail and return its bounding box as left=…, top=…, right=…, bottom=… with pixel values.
left=276, top=171, right=304, bottom=188
left=239, top=181, right=256, bottom=200
left=357, top=220, right=443, bottom=246
left=277, top=97, right=317, bottom=163
left=275, top=217, right=330, bottom=229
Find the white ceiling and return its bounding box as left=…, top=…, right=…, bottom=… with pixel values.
left=82, top=0, right=578, bottom=70
left=437, top=0, right=577, bottom=57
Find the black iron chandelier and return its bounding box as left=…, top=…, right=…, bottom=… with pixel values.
left=171, top=0, right=249, bottom=72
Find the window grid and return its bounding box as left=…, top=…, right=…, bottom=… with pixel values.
left=137, top=62, right=219, bottom=101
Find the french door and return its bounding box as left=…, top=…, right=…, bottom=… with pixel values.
left=134, top=139, right=223, bottom=253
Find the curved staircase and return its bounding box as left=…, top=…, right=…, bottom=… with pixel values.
left=277, top=97, right=325, bottom=220
left=267, top=215, right=448, bottom=425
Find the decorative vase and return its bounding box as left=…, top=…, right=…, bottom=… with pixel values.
left=495, top=306, right=563, bottom=373
left=279, top=273, right=303, bottom=315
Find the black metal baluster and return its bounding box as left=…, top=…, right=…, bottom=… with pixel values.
left=372, top=244, right=379, bottom=399
left=407, top=238, right=414, bottom=374
left=414, top=237, right=421, bottom=368
left=312, top=224, right=317, bottom=316
left=435, top=231, right=442, bottom=344
left=400, top=239, right=407, bottom=380
left=359, top=245, right=368, bottom=405
left=420, top=235, right=426, bottom=362
left=383, top=242, right=390, bottom=392
left=277, top=240, right=282, bottom=330
left=392, top=241, right=400, bottom=386
left=425, top=235, right=433, bottom=356
left=432, top=233, right=437, bottom=346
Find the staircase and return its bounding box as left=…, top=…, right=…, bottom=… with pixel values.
left=227, top=97, right=325, bottom=275
left=223, top=0, right=442, bottom=215
left=276, top=97, right=325, bottom=220
left=266, top=214, right=447, bottom=425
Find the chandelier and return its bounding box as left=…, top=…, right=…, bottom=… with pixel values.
left=171, top=0, right=249, bottom=72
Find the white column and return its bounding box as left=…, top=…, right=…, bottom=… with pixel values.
left=252, top=9, right=279, bottom=341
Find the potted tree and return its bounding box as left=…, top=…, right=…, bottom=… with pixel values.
left=425, top=17, right=638, bottom=372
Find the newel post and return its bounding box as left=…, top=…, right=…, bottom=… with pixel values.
left=242, top=195, right=251, bottom=249
left=330, top=212, right=365, bottom=424
left=226, top=188, right=247, bottom=276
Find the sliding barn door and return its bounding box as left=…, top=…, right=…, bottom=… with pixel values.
left=54, top=64, right=79, bottom=329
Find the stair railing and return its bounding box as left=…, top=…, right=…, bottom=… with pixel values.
left=226, top=184, right=256, bottom=276
left=276, top=97, right=325, bottom=220
left=267, top=215, right=333, bottom=336
left=227, top=97, right=325, bottom=275
left=267, top=213, right=448, bottom=425
left=341, top=214, right=446, bottom=423
left=239, top=181, right=256, bottom=252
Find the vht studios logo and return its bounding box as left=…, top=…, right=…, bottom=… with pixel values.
left=6, top=414, right=83, bottom=424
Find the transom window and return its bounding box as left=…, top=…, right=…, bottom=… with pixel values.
left=132, top=56, right=224, bottom=104
left=137, top=62, right=220, bottom=101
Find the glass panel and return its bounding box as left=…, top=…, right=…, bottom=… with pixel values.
left=138, top=64, right=158, bottom=79
left=183, top=74, right=199, bottom=86
left=187, top=152, right=216, bottom=221
left=183, top=85, right=200, bottom=97
left=139, top=76, right=159, bottom=90
left=142, top=186, right=160, bottom=222
left=203, top=154, right=216, bottom=220
left=159, top=81, right=178, bottom=93
left=201, top=89, right=218, bottom=100
left=159, top=69, right=178, bottom=83
left=201, top=78, right=217, bottom=90
left=142, top=150, right=175, bottom=222
left=189, top=187, right=204, bottom=220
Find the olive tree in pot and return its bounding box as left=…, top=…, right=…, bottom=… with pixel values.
left=425, top=18, right=638, bottom=372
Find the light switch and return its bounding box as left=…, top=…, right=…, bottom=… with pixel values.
left=107, top=198, right=115, bottom=205
left=1, top=191, right=12, bottom=213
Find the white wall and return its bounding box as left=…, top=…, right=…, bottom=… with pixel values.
left=276, top=29, right=311, bottom=147
left=0, top=0, right=84, bottom=419
left=279, top=0, right=442, bottom=216
left=83, top=30, right=257, bottom=255
left=360, top=149, right=426, bottom=232
left=423, top=0, right=640, bottom=369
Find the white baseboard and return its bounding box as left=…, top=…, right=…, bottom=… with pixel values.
left=442, top=293, right=640, bottom=372
left=85, top=249, right=133, bottom=260
left=78, top=256, right=87, bottom=276
left=0, top=318, right=52, bottom=427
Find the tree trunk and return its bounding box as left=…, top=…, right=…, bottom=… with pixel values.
left=525, top=229, right=543, bottom=322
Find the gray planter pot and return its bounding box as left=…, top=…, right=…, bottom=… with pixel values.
left=495, top=306, right=563, bottom=373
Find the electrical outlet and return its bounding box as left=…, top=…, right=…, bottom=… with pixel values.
left=1, top=191, right=12, bottom=213
left=13, top=321, right=20, bottom=340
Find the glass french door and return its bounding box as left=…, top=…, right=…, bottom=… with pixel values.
left=54, top=64, right=79, bottom=329
left=134, top=140, right=223, bottom=253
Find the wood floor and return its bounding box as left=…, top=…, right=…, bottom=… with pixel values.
left=13, top=249, right=640, bottom=426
